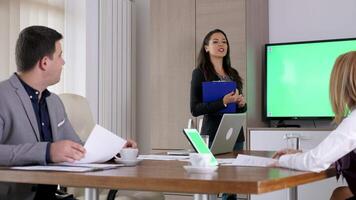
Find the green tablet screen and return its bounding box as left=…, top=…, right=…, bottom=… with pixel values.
left=183, top=129, right=218, bottom=166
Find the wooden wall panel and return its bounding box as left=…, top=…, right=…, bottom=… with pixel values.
left=150, top=0, right=195, bottom=149
left=246, top=0, right=269, bottom=127
left=196, top=0, right=246, bottom=94
left=146, top=0, right=268, bottom=151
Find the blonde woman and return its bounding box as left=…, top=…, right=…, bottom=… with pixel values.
left=273, top=51, right=356, bottom=200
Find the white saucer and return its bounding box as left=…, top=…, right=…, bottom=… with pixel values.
left=114, top=158, right=141, bottom=166
left=183, top=165, right=218, bottom=174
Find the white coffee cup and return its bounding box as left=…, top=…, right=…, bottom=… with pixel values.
left=120, top=148, right=139, bottom=161
left=189, top=153, right=211, bottom=167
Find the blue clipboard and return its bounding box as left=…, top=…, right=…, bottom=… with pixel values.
left=202, top=81, right=237, bottom=113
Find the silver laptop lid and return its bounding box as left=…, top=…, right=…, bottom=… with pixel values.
left=210, top=113, right=246, bottom=155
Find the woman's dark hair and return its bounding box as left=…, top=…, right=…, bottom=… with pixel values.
left=15, top=25, right=63, bottom=72
left=197, top=29, right=242, bottom=87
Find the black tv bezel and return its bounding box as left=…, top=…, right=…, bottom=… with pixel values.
left=263, top=37, right=356, bottom=121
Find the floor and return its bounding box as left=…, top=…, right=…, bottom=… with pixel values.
left=75, top=190, right=248, bottom=200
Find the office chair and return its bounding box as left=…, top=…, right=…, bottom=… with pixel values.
left=59, top=93, right=164, bottom=200
left=188, top=117, right=203, bottom=133
left=59, top=93, right=95, bottom=142
left=59, top=93, right=101, bottom=199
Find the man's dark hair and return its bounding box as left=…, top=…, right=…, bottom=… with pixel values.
left=15, top=26, right=63, bottom=72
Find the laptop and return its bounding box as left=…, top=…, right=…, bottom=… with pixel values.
left=210, top=113, right=246, bottom=155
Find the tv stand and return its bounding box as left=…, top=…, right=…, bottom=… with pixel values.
left=275, top=120, right=301, bottom=128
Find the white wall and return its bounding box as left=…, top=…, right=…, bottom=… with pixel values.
left=269, top=0, right=356, bottom=43
left=268, top=0, right=356, bottom=128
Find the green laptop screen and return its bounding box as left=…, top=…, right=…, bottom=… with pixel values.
left=183, top=129, right=218, bottom=166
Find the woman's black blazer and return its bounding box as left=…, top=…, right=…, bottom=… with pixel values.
left=190, top=68, right=247, bottom=145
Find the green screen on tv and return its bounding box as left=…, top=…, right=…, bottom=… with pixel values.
left=265, top=38, right=356, bottom=119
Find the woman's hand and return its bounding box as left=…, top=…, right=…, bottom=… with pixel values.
left=236, top=94, right=245, bottom=107
left=223, top=89, right=245, bottom=108
left=272, top=148, right=302, bottom=159
left=223, top=91, right=238, bottom=105
left=267, top=160, right=279, bottom=167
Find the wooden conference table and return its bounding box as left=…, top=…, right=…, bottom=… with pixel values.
left=0, top=151, right=336, bottom=200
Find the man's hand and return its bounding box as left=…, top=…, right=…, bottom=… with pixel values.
left=124, top=139, right=137, bottom=148
left=50, top=140, right=86, bottom=163
left=272, top=148, right=302, bottom=159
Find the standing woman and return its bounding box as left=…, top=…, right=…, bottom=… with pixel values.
left=190, top=29, right=247, bottom=150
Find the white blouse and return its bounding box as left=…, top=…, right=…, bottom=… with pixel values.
left=278, top=109, right=356, bottom=172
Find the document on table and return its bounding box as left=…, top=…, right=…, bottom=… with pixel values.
left=10, top=125, right=127, bottom=172
left=138, top=155, right=189, bottom=161
left=74, top=124, right=127, bottom=164
left=217, top=158, right=237, bottom=165
left=11, top=163, right=123, bottom=172
left=220, top=154, right=277, bottom=167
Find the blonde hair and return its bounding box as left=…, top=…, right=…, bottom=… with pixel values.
left=330, top=51, right=356, bottom=124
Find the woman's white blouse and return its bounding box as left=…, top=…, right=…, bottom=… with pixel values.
left=278, top=109, right=356, bottom=172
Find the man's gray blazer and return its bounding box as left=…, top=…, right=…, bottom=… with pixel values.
left=0, top=74, right=82, bottom=200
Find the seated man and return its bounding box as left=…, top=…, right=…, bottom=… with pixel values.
left=0, top=25, right=136, bottom=200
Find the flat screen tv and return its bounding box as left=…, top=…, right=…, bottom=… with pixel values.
left=264, top=38, right=356, bottom=120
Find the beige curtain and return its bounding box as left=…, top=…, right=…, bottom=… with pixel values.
left=0, top=0, right=64, bottom=80
left=0, top=0, right=86, bottom=96
left=99, top=0, right=136, bottom=139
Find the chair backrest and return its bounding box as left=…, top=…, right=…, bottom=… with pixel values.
left=58, top=93, right=95, bottom=142
left=188, top=117, right=203, bottom=133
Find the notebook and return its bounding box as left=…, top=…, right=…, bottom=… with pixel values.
left=202, top=81, right=237, bottom=113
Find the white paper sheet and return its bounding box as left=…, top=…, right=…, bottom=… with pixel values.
left=166, top=149, right=193, bottom=156
left=11, top=163, right=123, bottom=172
left=217, top=158, right=237, bottom=165
left=58, top=163, right=124, bottom=169
left=222, top=154, right=277, bottom=167
left=11, top=165, right=96, bottom=172
left=75, top=124, right=127, bottom=163
left=138, top=155, right=189, bottom=161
